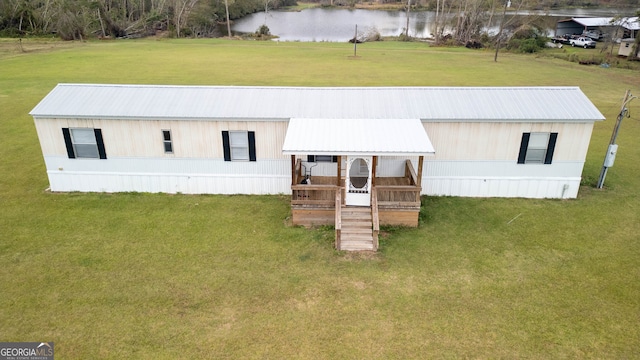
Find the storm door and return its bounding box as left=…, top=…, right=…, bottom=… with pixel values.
left=345, top=156, right=372, bottom=206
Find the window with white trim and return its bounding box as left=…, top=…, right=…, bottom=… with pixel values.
left=162, top=130, right=173, bottom=153
left=230, top=131, right=249, bottom=160
left=517, top=132, right=557, bottom=164
left=222, top=131, right=256, bottom=162
left=62, top=128, right=107, bottom=159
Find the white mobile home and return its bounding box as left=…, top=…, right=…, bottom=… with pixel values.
left=31, top=85, right=604, bottom=250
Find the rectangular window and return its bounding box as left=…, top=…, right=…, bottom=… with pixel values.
left=517, top=132, right=557, bottom=164
left=307, top=155, right=338, bottom=163
left=72, top=128, right=99, bottom=158
left=162, top=130, right=173, bottom=153
left=222, top=131, right=256, bottom=162
left=525, top=133, right=549, bottom=163
left=230, top=131, right=249, bottom=160
left=62, top=128, right=107, bottom=159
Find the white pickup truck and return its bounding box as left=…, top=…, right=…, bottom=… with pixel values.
left=570, top=37, right=596, bottom=49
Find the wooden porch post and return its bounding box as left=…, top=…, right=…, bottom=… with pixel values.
left=372, top=156, right=378, bottom=188
left=417, top=156, right=424, bottom=187
left=336, top=156, right=342, bottom=187
left=291, top=155, right=296, bottom=185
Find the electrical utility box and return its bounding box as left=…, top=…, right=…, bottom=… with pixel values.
left=604, top=144, right=618, bottom=167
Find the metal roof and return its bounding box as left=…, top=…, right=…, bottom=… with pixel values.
left=30, top=84, right=605, bottom=122
left=282, top=118, right=435, bottom=156
left=560, top=17, right=639, bottom=30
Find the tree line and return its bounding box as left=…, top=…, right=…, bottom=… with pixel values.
left=0, top=0, right=636, bottom=40
left=0, top=0, right=296, bottom=39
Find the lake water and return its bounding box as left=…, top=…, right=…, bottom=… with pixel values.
left=231, top=7, right=636, bottom=42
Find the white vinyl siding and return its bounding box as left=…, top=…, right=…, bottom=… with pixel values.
left=35, top=119, right=287, bottom=160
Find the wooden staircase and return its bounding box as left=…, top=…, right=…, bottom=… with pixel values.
left=338, top=207, right=375, bottom=251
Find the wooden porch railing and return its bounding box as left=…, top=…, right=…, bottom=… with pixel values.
left=335, top=188, right=342, bottom=250
left=371, top=188, right=379, bottom=251
left=376, top=160, right=421, bottom=207
left=375, top=185, right=421, bottom=206
left=291, top=184, right=339, bottom=205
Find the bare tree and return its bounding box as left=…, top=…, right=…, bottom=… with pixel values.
left=405, top=0, right=410, bottom=38
left=493, top=0, right=509, bottom=61
left=173, top=0, right=198, bottom=37
left=454, top=0, right=488, bottom=44
left=433, top=0, right=456, bottom=44
left=493, top=0, right=529, bottom=62
left=434, top=0, right=441, bottom=42
left=224, top=0, right=231, bottom=37
left=263, top=0, right=272, bottom=24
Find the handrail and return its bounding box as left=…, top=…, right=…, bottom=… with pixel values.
left=291, top=184, right=339, bottom=207
left=335, top=188, right=342, bottom=250
left=374, top=185, right=421, bottom=191
left=292, top=184, right=340, bottom=206
left=291, top=184, right=339, bottom=190
left=371, top=189, right=380, bottom=251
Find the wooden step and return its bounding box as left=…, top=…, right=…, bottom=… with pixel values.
left=342, top=207, right=371, bottom=213
left=342, top=211, right=371, bottom=217
left=339, top=206, right=374, bottom=251
left=342, top=227, right=373, bottom=234
left=340, top=240, right=375, bottom=251
left=342, top=218, right=371, bottom=227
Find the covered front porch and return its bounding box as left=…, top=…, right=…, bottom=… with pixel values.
left=282, top=118, right=435, bottom=251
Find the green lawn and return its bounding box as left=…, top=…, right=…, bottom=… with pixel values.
left=1, top=38, right=639, bottom=358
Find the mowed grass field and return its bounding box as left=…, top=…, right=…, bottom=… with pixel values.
left=1, top=38, right=639, bottom=358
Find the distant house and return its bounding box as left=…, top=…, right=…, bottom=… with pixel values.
left=555, top=16, right=639, bottom=40
left=31, top=85, right=604, bottom=251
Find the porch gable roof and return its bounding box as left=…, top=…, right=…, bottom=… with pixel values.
left=282, top=118, right=435, bottom=156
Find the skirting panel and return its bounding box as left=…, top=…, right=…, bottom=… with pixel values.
left=378, top=209, right=419, bottom=227
left=292, top=208, right=335, bottom=227
left=47, top=172, right=290, bottom=195
left=423, top=177, right=581, bottom=199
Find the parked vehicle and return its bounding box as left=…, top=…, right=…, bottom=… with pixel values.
left=551, top=35, right=572, bottom=45
left=582, top=30, right=602, bottom=41
left=570, top=37, right=596, bottom=49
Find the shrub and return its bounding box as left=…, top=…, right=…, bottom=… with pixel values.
left=505, top=24, right=547, bottom=53
left=519, top=38, right=541, bottom=53
left=256, top=24, right=270, bottom=36
left=398, top=33, right=411, bottom=42
left=362, top=26, right=382, bottom=42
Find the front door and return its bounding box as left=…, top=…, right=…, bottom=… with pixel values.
left=345, top=156, right=372, bottom=206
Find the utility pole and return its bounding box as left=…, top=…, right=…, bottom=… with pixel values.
left=493, top=0, right=509, bottom=62
left=353, top=24, right=357, bottom=57
left=596, top=90, right=637, bottom=189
